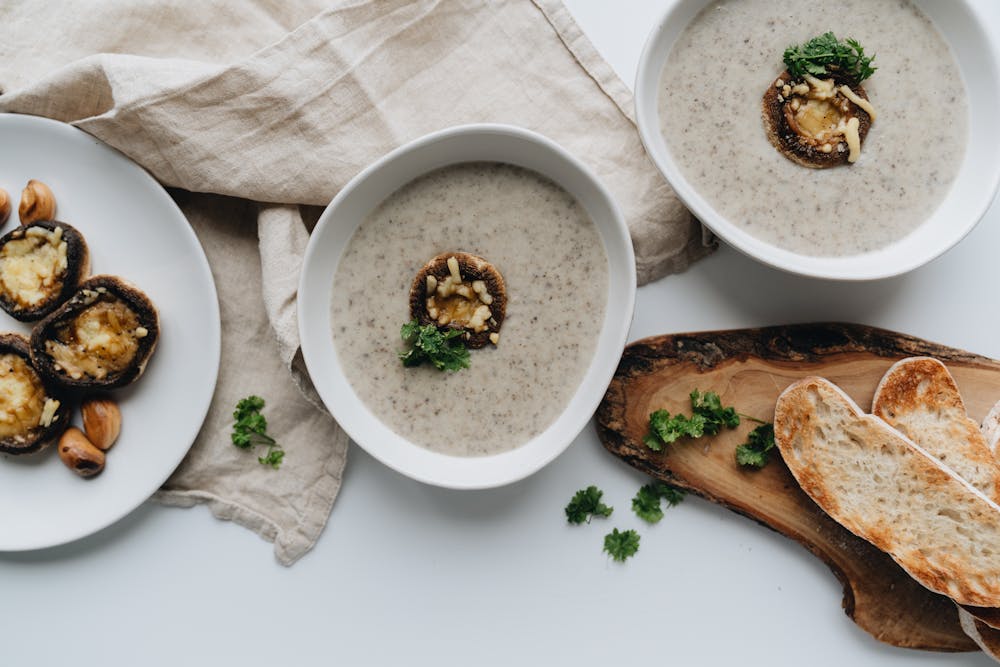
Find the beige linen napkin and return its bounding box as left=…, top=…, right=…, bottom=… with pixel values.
left=0, top=0, right=711, bottom=564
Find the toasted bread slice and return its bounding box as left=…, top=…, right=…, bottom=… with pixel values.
left=30, top=275, right=159, bottom=390
left=0, top=332, right=71, bottom=455
left=872, top=357, right=1000, bottom=501
left=958, top=409, right=1000, bottom=654
left=0, top=220, right=90, bottom=321
left=762, top=70, right=872, bottom=168
left=872, top=359, right=1000, bottom=633
left=774, top=376, right=1000, bottom=607
left=984, top=402, right=1000, bottom=460
left=409, top=252, right=506, bottom=349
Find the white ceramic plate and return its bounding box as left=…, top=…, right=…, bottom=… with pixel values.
left=0, top=114, right=220, bottom=550
left=634, top=0, right=1000, bottom=280
left=299, top=124, right=635, bottom=489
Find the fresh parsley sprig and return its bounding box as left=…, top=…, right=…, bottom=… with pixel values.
left=783, top=32, right=876, bottom=83
left=603, top=528, right=640, bottom=562
left=644, top=390, right=754, bottom=451
left=735, top=423, right=777, bottom=469
left=399, top=319, right=470, bottom=372
left=631, top=481, right=686, bottom=524
left=232, top=395, right=285, bottom=469
left=565, top=485, right=614, bottom=524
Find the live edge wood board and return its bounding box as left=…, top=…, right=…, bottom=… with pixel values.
left=595, top=322, right=1000, bottom=653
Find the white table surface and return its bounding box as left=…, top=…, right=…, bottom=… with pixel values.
left=4, top=2, right=1000, bottom=665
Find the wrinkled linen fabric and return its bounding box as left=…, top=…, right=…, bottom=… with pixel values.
left=0, top=0, right=711, bottom=565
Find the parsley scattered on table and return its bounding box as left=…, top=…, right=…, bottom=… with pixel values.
left=565, top=485, right=613, bottom=524
left=735, top=423, right=777, bottom=469
left=399, top=319, right=470, bottom=372
left=232, top=395, right=285, bottom=469
left=644, top=390, right=745, bottom=451
left=631, top=481, right=686, bottom=524
left=783, top=32, right=876, bottom=83
left=603, top=528, right=640, bottom=562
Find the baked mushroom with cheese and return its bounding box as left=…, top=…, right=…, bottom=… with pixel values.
left=409, top=252, right=506, bottom=348
left=763, top=70, right=875, bottom=168
left=763, top=33, right=878, bottom=168
left=30, top=275, right=159, bottom=390
left=0, top=332, right=70, bottom=455
left=0, top=220, right=90, bottom=321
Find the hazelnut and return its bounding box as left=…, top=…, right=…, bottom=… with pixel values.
left=0, top=187, right=10, bottom=225
left=81, top=397, right=121, bottom=450
left=58, top=427, right=106, bottom=478
left=19, top=179, right=56, bottom=224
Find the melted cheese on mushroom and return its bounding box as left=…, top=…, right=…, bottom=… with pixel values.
left=0, top=226, right=68, bottom=307
left=783, top=76, right=876, bottom=163
left=45, top=297, right=143, bottom=380
left=0, top=353, right=48, bottom=438
left=425, top=256, right=496, bottom=335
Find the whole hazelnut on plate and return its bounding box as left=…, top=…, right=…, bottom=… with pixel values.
left=58, top=427, right=106, bottom=478
left=19, top=179, right=56, bottom=224
left=81, top=397, right=122, bottom=451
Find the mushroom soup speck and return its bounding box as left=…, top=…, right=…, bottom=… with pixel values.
left=329, top=162, right=609, bottom=457
left=658, top=0, right=967, bottom=257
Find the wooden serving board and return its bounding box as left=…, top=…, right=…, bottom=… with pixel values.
left=595, top=323, right=1000, bottom=653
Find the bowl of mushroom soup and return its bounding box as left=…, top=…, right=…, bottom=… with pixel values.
left=635, top=0, right=1000, bottom=280
left=298, top=124, right=635, bottom=488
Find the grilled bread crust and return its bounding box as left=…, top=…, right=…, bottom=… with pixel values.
left=872, top=357, right=1000, bottom=501
left=774, top=376, right=1000, bottom=608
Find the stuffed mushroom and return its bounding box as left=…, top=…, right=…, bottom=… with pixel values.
left=409, top=252, right=506, bottom=349
left=0, top=332, right=70, bottom=455
left=0, top=220, right=90, bottom=321
left=30, top=275, right=159, bottom=390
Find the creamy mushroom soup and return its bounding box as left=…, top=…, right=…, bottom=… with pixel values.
left=658, top=0, right=967, bottom=256
left=330, top=163, right=609, bottom=456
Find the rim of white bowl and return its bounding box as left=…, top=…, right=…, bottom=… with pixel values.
left=634, top=0, right=1000, bottom=281
left=298, top=123, right=636, bottom=489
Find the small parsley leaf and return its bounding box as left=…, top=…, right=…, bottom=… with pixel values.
left=658, top=484, right=686, bottom=507
left=632, top=486, right=664, bottom=523
left=691, top=389, right=740, bottom=433
left=565, top=485, right=614, bottom=524
left=735, top=423, right=776, bottom=469
left=603, top=528, right=640, bottom=562
left=783, top=32, right=876, bottom=83
left=632, top=481, right=686, bottom=524
left=232, top=395, right=284, bottom=469
left=259, top=448, right=285, bottom=469
left=399, top=319, right=470, bottom=372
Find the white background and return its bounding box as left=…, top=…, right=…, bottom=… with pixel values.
left=3, top=2, right=1000, bottom=665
